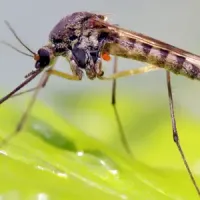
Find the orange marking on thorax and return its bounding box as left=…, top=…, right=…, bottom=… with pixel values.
left=102, top=53, right=111, bottom=61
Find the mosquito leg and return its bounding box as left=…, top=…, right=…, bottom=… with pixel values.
left=10, top=67, right=81, bottom=99
left=100, top=65, right=159, bottom=80
left=10, top=75, right=49, bottom=98
left=0, top=67, right=82, bottom=148
left=47, top=69, right=81, bottom=80
left=98, top=64, right=159, bottom=154
left=10, top=87, right=44, bottom=98
left=166, top=71, right=200, bottom=196
left=111, top=57, right=132, bottom=155
left=0, top=71, right=49, bottom=147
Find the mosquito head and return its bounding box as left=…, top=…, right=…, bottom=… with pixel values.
left=34, top=48, right=51, bottom=69
left=0, top=21, right=56, bottom=105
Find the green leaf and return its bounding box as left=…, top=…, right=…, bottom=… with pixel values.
left=0, top=91, right=199, bottom=200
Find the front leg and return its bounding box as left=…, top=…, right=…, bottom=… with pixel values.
left=99, top=65, right=159, bottom=80
left=66, top=50, right=84, bottom=80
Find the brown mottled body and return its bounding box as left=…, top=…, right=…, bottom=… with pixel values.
left=103, top=36, right=200, bottom=80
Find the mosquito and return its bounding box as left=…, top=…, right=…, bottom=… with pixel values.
left=0, top=11, right=200, bottom=197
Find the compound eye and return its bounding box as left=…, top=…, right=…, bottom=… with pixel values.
left=35, top=61, right=40, bottom=69
left=35, top=49, right=50, bottom=69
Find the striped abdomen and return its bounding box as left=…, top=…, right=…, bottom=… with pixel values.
left=105, top=37, right=200, bottom=80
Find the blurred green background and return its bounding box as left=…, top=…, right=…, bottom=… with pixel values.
left=1, top=0, right=200, bottom=199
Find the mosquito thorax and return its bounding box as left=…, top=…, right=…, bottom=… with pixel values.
left=34, top=46, right=55, bottom=69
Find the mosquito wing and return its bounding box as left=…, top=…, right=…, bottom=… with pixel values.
left=94, top=18, right=200, bottom=67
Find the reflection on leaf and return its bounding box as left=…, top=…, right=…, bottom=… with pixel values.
left=29, top=117, right=77, bottom=151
